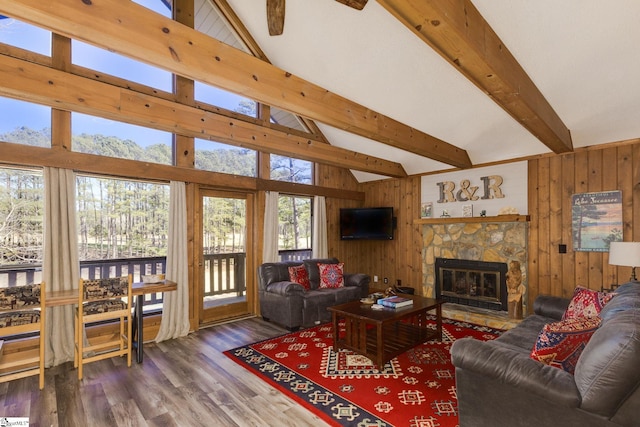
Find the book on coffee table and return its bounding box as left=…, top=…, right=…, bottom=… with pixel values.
left=377, top=296, right=413, bottom=308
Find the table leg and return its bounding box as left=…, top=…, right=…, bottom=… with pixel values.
left=332, top=312, right=339, bottom=352
left=436, top=303, right=443, bottom=341
left=135, top=295, right=143, bottom=363
left=376, top=323, right=384, bottom=369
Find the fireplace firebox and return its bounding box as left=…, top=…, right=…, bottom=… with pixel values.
left=435, top=258, right=508, bottom=311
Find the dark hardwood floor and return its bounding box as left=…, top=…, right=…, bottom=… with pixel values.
left=0, top=317, right=330, bottom=426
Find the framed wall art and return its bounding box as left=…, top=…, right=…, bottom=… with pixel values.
left=572, top=190, right=622, bottom=252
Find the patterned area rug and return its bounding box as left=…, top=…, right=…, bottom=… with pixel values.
left=224, top=317, right=503, bottom=427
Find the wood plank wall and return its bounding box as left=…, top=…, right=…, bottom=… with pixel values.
left=318, top=165, right=424, bottom=293
left=315, top=164, right=361, bottom=270
left=528, top=140, right=640, bottom=309
left=326, top=140, right=640, bottom=309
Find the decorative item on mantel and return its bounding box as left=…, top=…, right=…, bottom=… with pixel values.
left=506, top=260, right=525, bottom=319
left=608, top=241, right=640, bottom=283
left=498, top=206, right=519, bottom=215
left=421, top=202, right=433, bottom=218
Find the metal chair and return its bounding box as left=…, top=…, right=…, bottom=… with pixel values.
left=74, top=275, right=132, bottom=380
left=0, top=283, right=45, bottom=389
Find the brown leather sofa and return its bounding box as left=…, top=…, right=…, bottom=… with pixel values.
left=450, top=281, right=640, bottom=427
left=258, top=258, right=370, bottom=330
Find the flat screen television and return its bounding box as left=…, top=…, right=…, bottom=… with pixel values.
left=340, top=207, right=395, bottom=240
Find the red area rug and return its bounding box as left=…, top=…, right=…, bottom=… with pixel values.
left=224, top=317, right=503, bottom=426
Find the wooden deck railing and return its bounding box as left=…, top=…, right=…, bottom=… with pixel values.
left=0, top=248, right=312, bottom=307
left=202, top=252, right=246, bottom=297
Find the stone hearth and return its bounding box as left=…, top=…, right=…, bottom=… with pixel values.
left=443, top=303, right=522, bottom=329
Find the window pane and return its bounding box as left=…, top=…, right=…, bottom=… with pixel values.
left=278, top=195, right=311, bottom=252
left=0, top=17, right=51, bottom=56
left=271, top=155, right=312, bottom=184
left=195, top=82, right=257, bottom=117
left=72, top=40, right=172, bottom=92
left=0, top=97, right=51, bottom=147
left=76, top=176, right=169, bottom=262
left=77, top=176, right=169, bottom=312
left=195, top=139, right=256, bottom=177
left=72, top=113, right=173, bottom=165
left=0, top=167, right=44, bottom=287
left=133, top=0, right=171, bottom=18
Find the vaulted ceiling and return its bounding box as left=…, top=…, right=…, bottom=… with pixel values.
left=2, top=0, right=640, bottom=183
left=223, top=0, right=640, bottom=181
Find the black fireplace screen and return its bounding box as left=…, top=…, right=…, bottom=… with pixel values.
left=435, top=258, right=508, bottom=311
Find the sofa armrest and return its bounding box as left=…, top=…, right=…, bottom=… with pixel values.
left=533, top=295, right=571, bottom=320
left=344, top=273, right=370, bottom=288
left=265, top=281, right=305, bottom=297
left=451, top=338, right=581, bottom=407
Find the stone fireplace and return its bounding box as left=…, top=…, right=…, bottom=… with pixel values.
left=421, top=218, right=528, bottom=323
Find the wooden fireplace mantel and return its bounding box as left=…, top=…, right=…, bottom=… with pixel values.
left=414, top=214, right=530, bottom=225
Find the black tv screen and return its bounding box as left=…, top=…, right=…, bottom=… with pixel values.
left=340, top=207, right=394, bottom=240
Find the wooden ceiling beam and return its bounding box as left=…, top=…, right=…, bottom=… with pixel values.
left=377, top=0, right=573, bottom=154
left=0, top=0, right=472, bottom=170
left=0, top=54, right=406, bottom=177
left=0, top=142, right=366, bottom=200
left=0, top=142, right=259, bottom=190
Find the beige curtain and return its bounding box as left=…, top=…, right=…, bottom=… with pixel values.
left=156, top=181, right=190, bottom=342
left=263, top=191, right=279, bottom=263
left=43, top=167, right=79, bottom=367
left=312, top=196, right=328, bottom=258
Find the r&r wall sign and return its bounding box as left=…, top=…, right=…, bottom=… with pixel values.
left=421, top=162, right=527, bottom=218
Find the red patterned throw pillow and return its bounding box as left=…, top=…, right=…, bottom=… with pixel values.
left=530, top=316, right=601, bottom=374
left=562, top=286, right=615, bottom=320
left=318, top=262, right=345, bottom=289
left=288, top=265, right=311, bottom=291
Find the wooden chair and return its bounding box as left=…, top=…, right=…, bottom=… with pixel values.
left=74, top=275, right=132, bottom=380
left=0, top=283, right=46, bottom=389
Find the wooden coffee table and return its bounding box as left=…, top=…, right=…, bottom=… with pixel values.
left=328, top=295, right=443, bottom=368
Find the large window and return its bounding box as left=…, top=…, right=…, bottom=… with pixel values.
left=271, top=155, right=313, bottom=184
left=0, top=167, right=44, bottom=287
left=72, top=40, right=173, bottom=92
left=0, top=17, right=51, bottom=56
left=278, top=195, right=312, bottom=258
left=195, top=139, right=256, bottom=177
left=133, top=0, right=171, bottom=18
left=77, top=175, right=169, bottom=312
left=76, top=175, right=169, bottom=261
left=0, top=168, right=170, bottom=310
left=72, top=113, right=173, bottom=165
left=0, top=18, right=52, bottom=148
left=71, top=0, right=171, bottom=92
left=0, top=97, right=51, bottom=148
left=195, top=82, right=257, bottom=118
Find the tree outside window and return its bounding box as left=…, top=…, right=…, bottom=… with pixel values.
left=271, top=155, right=312, bottom=184
left=0, top=168, right=44, bottom=270
left=76, top=176, right=169, bottom=261
left=278, top=195, right=311, bottom=258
